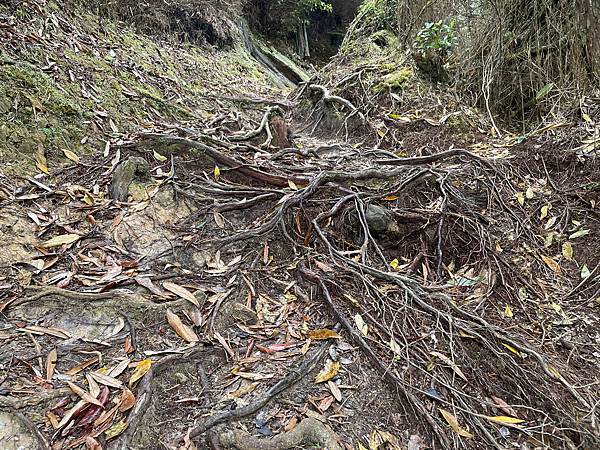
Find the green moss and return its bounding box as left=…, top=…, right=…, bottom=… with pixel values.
left=373, top=67, right=413, bottom=92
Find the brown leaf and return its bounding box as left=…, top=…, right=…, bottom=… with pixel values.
left=119, top=389, right=136, bottom=412
left=85, top=436, right=102, bottom=450
left=430, top=351, right=468, bottom=382
left=20, top=325, right=71, bottom=339
left=308, top=329, right=341, bottom=340
left=315, top=260, right=334, bottom=272
left=166, top=309, right=199, bottom=343
left=67, top=381, right=103, bottom=407
left=65, top=357, right=99, bottom=375
left=541, top=255, right=561, bottom=274
left=163, top=282, right=199, bottom=306
left=46, top=348, right=57, bottom=381
left=318, top=395, right=334, bottom=412
left=491, top=396, right=518, bottom=417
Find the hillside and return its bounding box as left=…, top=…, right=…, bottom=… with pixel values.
left=1, top=1, right=599, bottom=450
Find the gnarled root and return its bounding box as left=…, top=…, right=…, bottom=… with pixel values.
left=218, top=418, right=342, bottom=450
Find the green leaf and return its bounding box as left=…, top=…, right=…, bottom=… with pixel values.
left=535, top=83, right=554, bottom=101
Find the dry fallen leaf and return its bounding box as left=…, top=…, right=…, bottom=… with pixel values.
left=439, top=408, right=473, bottom=438
left=166, top=309, right=199, bottom=343
left=163, top=282, right=199, bottom=306
left=354, top=314, right=368, bottom=336
left=43, top=350, right=57, bottom=382
left=129, top=359, right=152, bottom=386
left=328, top=380, right=342, bottom=402
left=430, top=351, right=468, bottom=382
left=308, top=329, right=341, bottom=340
left=541, top=255, right=561, bottom=274
left=67, top=381, right=103, bottom=407
left=485, top=415, right=525, bottom=425
left=315, top=360, right=340, bottom=383
left=119, top=388, right=136, bottom=412
left=40, top=234, right=80, bottom=248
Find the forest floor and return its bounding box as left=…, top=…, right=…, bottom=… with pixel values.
left=1, top=2, right=600, bottom=450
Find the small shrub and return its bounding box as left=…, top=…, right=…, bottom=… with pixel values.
left=412, top=20, right=456, bottom=81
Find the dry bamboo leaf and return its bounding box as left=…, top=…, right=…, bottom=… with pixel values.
left=90, top=371, right=124, bottom=388
left=166, top=309, right=199, bottom=343
left=85, top=373, right=100, bottom=398
left=328, top=380, right=342, bottom=402
left=108, top=358, right=131, bottom=378
left=46, top=348, right=57, bottom=381
left=62, top=149, right=80, bottom=163
left=67, top=381, right=103, bottom=407
left=163, top=282, right=199, bottom=306
left=129, top=359, right=152, bottom=386
left=439, top=408, right=473, bottom=438
left=430, top=351, right=468, bottom=382
left=308, top=329, right=341, bottom=340
left=21, top=326, right=71, bottom=339
left=315, top=360, right=340, bottom=383
left=40, top=234, right=80, bottom=248
left=65, top=356, right=99, bottom=375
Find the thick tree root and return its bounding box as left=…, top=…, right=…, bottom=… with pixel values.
left=218, top=418, right=342, bottom=450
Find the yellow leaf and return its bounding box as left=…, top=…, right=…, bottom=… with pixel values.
left=502, top=343, right=524, bottom=358
left=40, top=233, right=80, bottom=248
left=315, top=360, right=340, bottom=383
left=62, top=149, right=80, bottom=163
left=129, top=359, right=152, bottom=386
left=35, top=145, right=48, bottom=174
left=495, top=242, right=503, bottom=253
left=439, top=408, right=473, bottom=438
left=288, top=180, right=298, bottom=190
left=504, top=305, right=513, bottom=318
left=389, top=259, right=399, bottom=269
left=105, top=420, right=127, bottom=438
left=540, top=204, right=550, bottom=220
left=515, top=192, right=525, bottom=206
left=384, top=195, right=398, bottom=201
left=525, top=187, right=534, bottom=199
left=485, top=415, right=525, bottom=425
left=541, top=255, right=561, bottom=274
left=214, top=165, right=221, bottom=181
left=153, top=150, right=167, bottom=162
left=308, top=329, right=341, bottom=340
left=562, top=242, right=573, bottom=261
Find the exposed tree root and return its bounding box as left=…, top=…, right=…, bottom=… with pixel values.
left=218, top=418, right=342, bottom=450
left=184, top=339, right=334, bottom=442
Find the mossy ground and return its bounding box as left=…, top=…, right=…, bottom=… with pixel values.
left=0, top=2, right=278, bottom=175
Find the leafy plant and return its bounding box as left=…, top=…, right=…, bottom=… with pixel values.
left=294, top=0, right=333, bottom=24
left=414, top=20, right=456, bottom=57
left=358, top=0, right=400, bottom=31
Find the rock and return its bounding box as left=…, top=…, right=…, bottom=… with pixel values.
left=109, top=157, right=150, bottom=202
left=364, top=204, right=399, bottom=235
left=0, top=411, right=41, bottom=450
